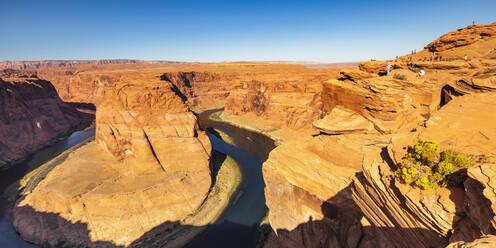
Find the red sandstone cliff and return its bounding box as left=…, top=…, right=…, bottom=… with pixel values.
left=261, top=23, right=496, bottom=248
left=13, top=79, right=212, bottom=247
left=0, top=69, right=91, bottom=170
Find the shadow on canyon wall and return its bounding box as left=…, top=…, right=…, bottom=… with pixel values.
left=262, top=183, right=455, bottom=248
left=0, top=102, right=95, bottom=192
left=13, top=183, right=464, bottom=248
left=262, top=168, right=476, bottom=248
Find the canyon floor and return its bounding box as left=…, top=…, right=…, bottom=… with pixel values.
left=0, top=22, right=496, bottom=248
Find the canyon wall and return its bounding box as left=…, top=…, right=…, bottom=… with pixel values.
left=260, top=23, right=496, bottom=248
left=13, top=80, right=213, bottom=246
left=0, top=69, right=90, bottom=170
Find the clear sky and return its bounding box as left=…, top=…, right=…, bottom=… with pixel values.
left=1, top=0, right=495, bottom=63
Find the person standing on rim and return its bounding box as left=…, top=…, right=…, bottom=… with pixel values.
left=387, top=62, right=391, bottom=76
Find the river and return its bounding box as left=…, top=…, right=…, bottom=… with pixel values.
left=0, top=127, right=95, bottom=248
left=188, top=110, right=276, bottom=248
left=0, top=110, right=275, bottom=248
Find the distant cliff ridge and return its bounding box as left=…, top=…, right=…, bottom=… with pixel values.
left=0, top=59, right=181, bottom=70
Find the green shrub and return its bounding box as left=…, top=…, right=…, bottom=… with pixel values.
left=454, top=154, right=471, bottom=167
left=396, top=139, right=475, bottom=190
left=440, top=150, right=456, bottom=162
left=411, top=139, right=440, bottom=164
left=400, top=167, right=418, bottom=184
left=429, top=172, right=448, bottom=187
left=435, top=160, right=454, bottom=176
left=415, top=176, right=434, bottom=190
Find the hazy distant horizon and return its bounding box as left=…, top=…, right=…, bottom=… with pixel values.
left=0, top=59, right=359, bottom=66
left=1, top=0, right=495, bottom=62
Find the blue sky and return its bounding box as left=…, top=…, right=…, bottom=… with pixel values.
left=1, top=0, right=495, bottom=62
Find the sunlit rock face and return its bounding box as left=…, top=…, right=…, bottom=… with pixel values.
left=263, top=93, right=496, bottom=248
left=13, top=82, right=212, bottom=247
left=0, top=69, right=87, bottom=170
left=263, top=23, right=496, bottom=248
left=262, top=134, right=389, bottom=248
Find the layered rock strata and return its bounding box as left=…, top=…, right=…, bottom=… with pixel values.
left=13, top=82, right=212, bottom=247
left=263, top=93, right=496, bottom=248
left=0, top=70, right=89, bottom=170
left=263, top=134, right=389, bottom=248
left=262, top=23, right=496, bottom=248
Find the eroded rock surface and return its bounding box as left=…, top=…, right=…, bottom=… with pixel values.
left=263, top=23, right=496, bottom=248
left=13, top=82, right=212, bottom=247
left=263, top=134, right=388, bottom=248
left=0, top=70, right=89, bottom=170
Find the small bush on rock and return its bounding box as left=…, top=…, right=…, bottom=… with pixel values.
left=415, top=176, right=434, bottom=190
left=403, top=139, right=439, bottom=165
left=396, top=139, right=479, bottom=189
left=398, top=167, right=418, bottom=184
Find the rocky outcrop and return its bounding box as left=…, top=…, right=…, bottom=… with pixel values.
left=312, top=106, right=376, bottom=134
left=0, top=70, right=89, bottom=170
left=263, top=134, right=389, bottom=248
left=425, top=24, right=496, bottom=53
left=13, top=81, right=213, bottom=247
left=321, top=70, right=440, bottom=134
left=263, top=23, right=496, bottom=248
left=353, top=93, right=496, bottom=248
left=352, top=154, right=464, bottom=247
